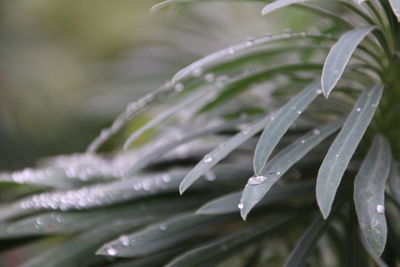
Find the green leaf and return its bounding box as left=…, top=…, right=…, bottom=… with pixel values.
left=284, top=214, right=331, bottom=267
left=321, top=27, right=375, bottom=97
left=197, top=181, right=314, bottom=215
left=86, top=82, right=172, bottom=153
left=126, top=118, right=244, bottom=175
left=253, top=80, right=321, bottom=175
left=354, top=135, right=391, bottom=257
left=388, top=160, right=400, bottom=205
left=7, top=196, right=202, bottom=235
left=389, top=0, right=400, bottom=21
left=0, top=168, right=77, bottom=189
left=21, top=219, right=152, bottom=267
left=179, top=116, right=272, bottom=194
left=241, top=119, right=343, bottom=219
left=166, top=214, right=298, bottom=267
left=316, top=84, right=383, bottom=218
left=123, top=87, right=214, bottom=150
left=96, top=212, right=230, bottom=257
left=172, top=33, right=331, bottom=84
left=0, top=162, right=252, bottom=221
left=262, top=0, right=307, bottom=16
left=0, top=169, right=188, bottom=221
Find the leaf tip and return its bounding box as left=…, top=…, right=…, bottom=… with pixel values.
left=179, top=183, right=187, bottom=195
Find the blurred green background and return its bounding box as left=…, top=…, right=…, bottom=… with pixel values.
left=0, top=0, right=314, bottom=170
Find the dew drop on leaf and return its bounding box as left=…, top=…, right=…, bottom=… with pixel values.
left=105, top=247, right=117, bottom=256
left=203, top=155, right=213, bottom=163
left=248, top=175, right=267, bottom=185
left=376, top=205, right=384, bottom=213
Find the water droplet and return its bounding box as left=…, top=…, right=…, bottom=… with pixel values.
left=296, top=110, right=302, bottom=114
left=245, top=37, right=254, bottom=47
left=248, top=175, right=267, bottom=185
left=276, top=171, right=281, bottom=175
left=119, top=235, right=130, bottom=246
left=238, top=203, right=244, bottom=209
left=203, top=154, right=213, bottom=163
left=228, top=47, right=235, bottom=55
left=335, top=154, right=340, bottom=158
left=192, top=68, right=203, bottom=77
left=316, top=89, right=323, bottom=95
left=174, top=83, right=184, bottom=92
left=105, top=246, right=117, bottom=256
left=205, top=171, right=216, bottom=181
left=204, top=73, right=215, bottom=82
left=356, top=107, right=361, bottom=112
left=313, top=129, right=320, bottom=135
left=376, top=205, right=384, bottom=213
left=301, top=139, right=305, bottom=144
left=159, top=224, right=168, bottom=231
left=161, top=174, right=171, bottom=183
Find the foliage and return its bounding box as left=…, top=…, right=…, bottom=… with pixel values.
left=1, top=0, right=400, bottom=266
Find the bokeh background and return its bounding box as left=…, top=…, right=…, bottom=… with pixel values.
left=0, top=0, right=314, bottom=170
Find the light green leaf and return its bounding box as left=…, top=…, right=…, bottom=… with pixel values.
left=253, top=80, right=321, bottom=175
left=172, top=33, right=331, bottom=83
left=96, top=212, right=230, bottom=257
left=321, top=27, right=375, bottom=97
left=123, top=87, right=214, bottom=150
left=389, top=0, right=400, bottom=21
left=316, top=85, right=383, bottom=218
left=166, top=214, right=298, bottom=267
left=86, top=82, right=172, bottom=153
left=354, top=135, right=391, bottom=257
left=242, top=119, right=343, bottom=219
left=262, top=0, right=307, bottom=16
left=126, top=118, right=244, bottom=175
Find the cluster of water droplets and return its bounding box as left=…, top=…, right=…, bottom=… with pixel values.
left=247, top=175, right=268, bottom=185
left=0, top=168, right=61, bottom=185
left=17, top=171, right=180, bottom=211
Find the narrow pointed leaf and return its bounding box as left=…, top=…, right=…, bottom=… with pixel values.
left=316, top=85, right=383, bottom=218
left=124, top=87, right=213, bottom=150
left=389, top=0, right=400, bottom=21
left=253, top=80, right=321, bottom=175
left=166, top=214, right=298, bottom=267
left=96, top=212, right=230, bottom=257
left=242, top=119, right=343, bottom=219
left=7, top=197, right=202, bottom=235
left=21, top=219, right=152, bottom=267
left=354, top=135, right=391, bottom=257
left=284, top=214, right=331, bottom=267
left=197, top=181, right=314, bottom=215
left=126, top=118, right=244, bottom=175
left=388, top=160, right=400, bottom=205
left=179, top=115, right=272, bottom=194
left=321, top=27, right=374, bottom=97
left=172, top=33, right=331, bottom=83
left=262, top=0, right=306, bottom=16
